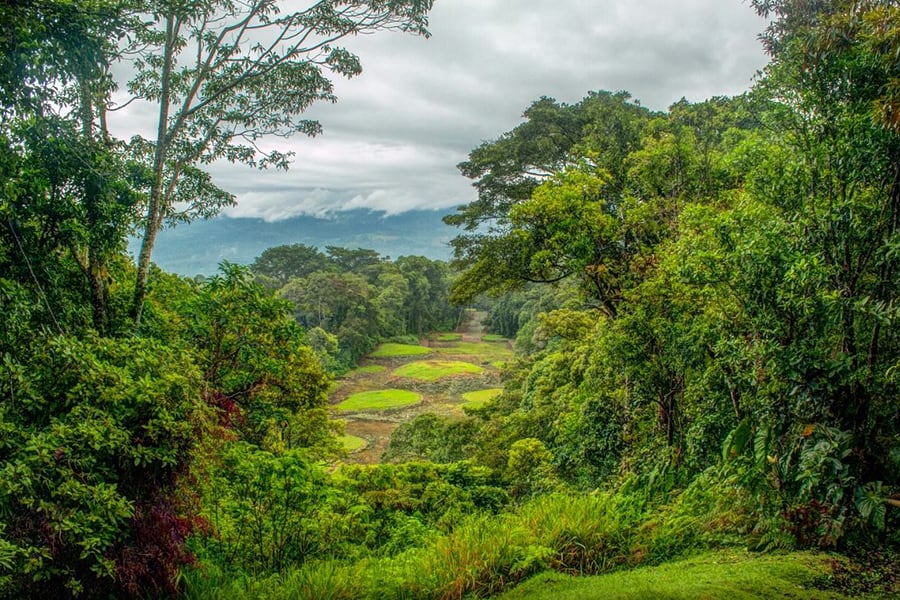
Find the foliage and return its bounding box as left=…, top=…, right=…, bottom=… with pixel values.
left=0, top=334, right=207, bottom=597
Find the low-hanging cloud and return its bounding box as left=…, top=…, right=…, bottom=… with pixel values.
left=108, top=0, right=768, bottom=221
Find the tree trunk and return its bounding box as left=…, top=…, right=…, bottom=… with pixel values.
left=132, top=14, right=176, bottom=329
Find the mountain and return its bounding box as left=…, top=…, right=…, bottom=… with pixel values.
left=131, top=209, right=459, bottom=276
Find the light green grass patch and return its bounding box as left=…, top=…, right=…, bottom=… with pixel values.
left=393, top=360, right=484, bottom=381
left=339, top=435, right=367, bottom=452
left=370, top=343, right=432, bottom=358
left=433, top=332, right=463, bottom=342
left=434, top=342, right=513, bottom=361
left=461, top=388, right=503, bottom=409
left=482, top=333, right=507, bottom=342
left=499, top=550, right=847, bottom=600
left=346, top=364, right=387, bottom=377
left=335, top=389, right=421, bottom=412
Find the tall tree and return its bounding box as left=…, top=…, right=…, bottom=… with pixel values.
left=125, top=0, right=434, bottom=327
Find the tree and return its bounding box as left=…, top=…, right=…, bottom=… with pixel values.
left=126, top=0, right=434, bottom=327
left=251, top=243, right=332, bottom=287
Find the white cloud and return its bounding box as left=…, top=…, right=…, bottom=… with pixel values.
left=107, top=0, right=768, bottom=220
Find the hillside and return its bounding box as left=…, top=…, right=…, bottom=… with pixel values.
left=129, top=209, right=456, bottom=276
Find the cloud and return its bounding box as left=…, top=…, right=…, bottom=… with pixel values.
left=107, top=0, right=768, bottom=220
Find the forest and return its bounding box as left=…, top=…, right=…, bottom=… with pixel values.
left=1, top=0, right=899, bottom=598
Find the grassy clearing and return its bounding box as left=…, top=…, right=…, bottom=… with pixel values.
left=434, top=341, right=513, bottom=361
left=335, top=389, right=421, bottom=412
left=345, top=365, right=387, bottom=377
left=339, top=435, right=367, bottom=452
left=370, top=343, right=431, bottom=358
left=393, top=360, right=484, bottom=381
left=482, top=333, right=507, bottom=342
left=499, top=550, right=847, bottom=600
left=461, top=388, right=503, bottom=409
left=432, top=332, right=463, bottom=342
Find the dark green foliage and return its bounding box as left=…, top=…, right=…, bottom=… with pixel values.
left=0, top=334, right=207, bottom=596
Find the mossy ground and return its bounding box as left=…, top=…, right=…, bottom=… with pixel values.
left=499, top=550, right=856, bottom=600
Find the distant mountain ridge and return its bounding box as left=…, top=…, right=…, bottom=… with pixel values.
left=131, top=209, right=458, bottom=276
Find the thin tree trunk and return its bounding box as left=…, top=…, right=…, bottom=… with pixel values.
left=132, top=14, right=176, bottom=329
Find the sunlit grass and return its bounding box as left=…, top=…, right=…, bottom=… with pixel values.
left=335, top=389, right=421, bottom=412
left=393, top=360, right=484, bottom=381
left=370, top=343, right=432, bottom=358
left=434, top=341, right=513, bottom=361
left=499, top=550, right=847, bottom=599
left=339, top=434, right=367, bottom=452
left=433, top=332, right=463, bottom=342
left=461, top=388, right=503, bottom=409
left=482, top=334, right=507, bottom=342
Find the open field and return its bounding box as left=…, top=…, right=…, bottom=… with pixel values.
left=330, top=310, right=506, bottom=464
left=392, top=360, right=484, bottom=381
left=335, top=389, right=421, bottom=412
left=370, top=343, right=432, bottom=358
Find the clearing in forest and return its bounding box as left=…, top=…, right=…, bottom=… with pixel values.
left=329, top=309, right=513, bottom=464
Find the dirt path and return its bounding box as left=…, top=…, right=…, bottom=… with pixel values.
left=332, top=309, right=508, bottom=464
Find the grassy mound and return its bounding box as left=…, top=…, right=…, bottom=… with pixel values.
left=461, top=388, right=503, bottom=409
left=346, top=365, right=387, bottom=376
left=434, top=342, right=513, bottom=361
left=339, top=435, right=367, bottom=452
left=335, top=389, right=421, bottom=412
left=393, top=360, right=484, bottom=381
left=499, top=550, right=845, bottom=599
left=433, top=333, right=463, bottom=342
left=370, top=343, right=432, bottom=358
left=482, top=333, right=507, bottom=342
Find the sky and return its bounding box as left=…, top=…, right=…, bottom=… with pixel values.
left=111, top=0, right=770, bottom=221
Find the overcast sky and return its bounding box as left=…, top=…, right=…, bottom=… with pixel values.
left=112, top=0, right=770, bottom=221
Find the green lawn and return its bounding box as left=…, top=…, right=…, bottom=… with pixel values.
left=432, top=332, right=463, bottom=342
left=370, top=343, right=432, bottom=358
left=461, top=388, right=503, bottom=409
left=392, top=360, right=484, bottom=381
left=339, top=434, right=367, bottom=452
left=500, top=550, right=850, bottom=600
left=334, top=389, right=421, bottom=412
left=482, top=333, right=508, bottom=342
left=434, top=341, right=513, bottom=361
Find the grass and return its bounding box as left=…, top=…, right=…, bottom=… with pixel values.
left=370, top=343, right=431, bottom=358
left=392, top=360, right=484, bottom=381
left=499, top=550, right=848, bottom=600
left=335, top=389, right=421, bottom=412
left=434, top=341, right=513, bottom=361
left=339, top=435, right=367, bottom=452
left=461, top=388, right=503, bottom=409
left=482, top=333, right=507, bottom=342
left=432, top=332, right=463, bottom=342
left=345, top=365, right=387, bottom=377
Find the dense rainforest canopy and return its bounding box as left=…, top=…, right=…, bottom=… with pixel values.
left=1, top=0, right=899, bottom=598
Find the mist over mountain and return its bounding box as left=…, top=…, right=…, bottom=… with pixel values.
left=131, top=209, right=457, bottom=276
